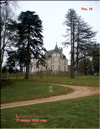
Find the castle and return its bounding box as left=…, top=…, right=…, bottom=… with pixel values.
left=33, top=44, right=68, bottom=72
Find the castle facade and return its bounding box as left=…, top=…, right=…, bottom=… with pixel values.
left=33, top=44, right=68, bottom=72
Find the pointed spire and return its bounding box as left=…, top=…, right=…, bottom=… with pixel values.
left=54, top=43, right=59, bottom=52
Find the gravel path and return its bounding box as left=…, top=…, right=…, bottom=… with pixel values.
left=1, top=83, right=99, bottom=109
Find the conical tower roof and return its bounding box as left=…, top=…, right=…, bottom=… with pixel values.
left=54, top=43, right=59, bottom=52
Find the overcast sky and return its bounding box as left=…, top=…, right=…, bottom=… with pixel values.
left=14, top=1, right=99, bottom=64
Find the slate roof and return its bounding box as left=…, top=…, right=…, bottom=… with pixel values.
left=46, top=44, right=66, bottom=59
left=54, top=44, right=59, bottom=52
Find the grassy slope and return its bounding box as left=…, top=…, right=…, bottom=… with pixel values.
left=1, top=80, right=71, bottom=104
left=28, top=76, right=99, bottom=87
left=1, top=95, right=99, bottom=128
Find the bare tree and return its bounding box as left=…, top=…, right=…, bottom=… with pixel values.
left=63, top=9, right=78, bottom=79
left=0, top=0, right=17, bottom=85
left=74, top=17, right=97, bottom=73
left=63, top=9, right=97, bottom=78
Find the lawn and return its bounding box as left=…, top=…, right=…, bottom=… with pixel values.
left=1, top=95, right=99, bottom=128
left=5, top=72, right=99, bottom=87
left=4, top=74, right=99, bottom=87
left=1, top=80, right=72, bottom=104
left=28, top=76, right=99, bottom=87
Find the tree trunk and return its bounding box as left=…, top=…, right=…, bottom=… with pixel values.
left=0, top=1, right=2, bottom=86
left=25, top=25, right=30, bottom=79
left=71, top=23, right=75, bottom=79
left=25, top=61, right=30, bottom=79
left=76, top=23, right=79, bottom=73
left=76, top=40, right=79, bottom=73
left=71, top=57, right=74, bottom=78
left=70, top=22, right=75, bottom=79
left=71, top=43, right=74, bottom=79
left=25, top=46, right=30, bottom=79
left=0, top=1, right=8, bottom=86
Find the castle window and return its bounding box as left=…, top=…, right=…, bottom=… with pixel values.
left=52, top=53, right=56, bottom=57
left=48, top=55, right=51, bottom=58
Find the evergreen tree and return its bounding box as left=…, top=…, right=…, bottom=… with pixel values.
left=7, top=11, right=46, bottom=79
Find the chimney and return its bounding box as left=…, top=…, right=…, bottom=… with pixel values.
left=60, top=48, right=63, bottom=58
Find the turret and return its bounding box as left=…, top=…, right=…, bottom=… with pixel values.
left=54, top=43, right=59, bottom=52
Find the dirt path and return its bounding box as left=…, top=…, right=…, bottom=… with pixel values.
left=1, top=83, right=99, bottom=109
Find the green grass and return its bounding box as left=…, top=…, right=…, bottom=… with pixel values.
left=1, top=80, right=72, bottom=104
left=27, top=76, right=99, bottom=87
left=2, top=74, right=99, bottom=87
left=1, top=95, right=99, bottom=128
